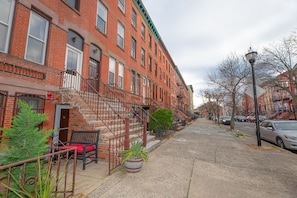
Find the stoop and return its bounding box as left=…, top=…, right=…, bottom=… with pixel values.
left=146, top=134, right=161, bottom=152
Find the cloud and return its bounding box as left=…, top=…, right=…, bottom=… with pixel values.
left=142, top=0, right=297, bottom=107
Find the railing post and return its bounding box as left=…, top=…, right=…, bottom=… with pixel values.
left=124, top=117, right=130, bottom=149
left=143, top=116, right=147, bottom=147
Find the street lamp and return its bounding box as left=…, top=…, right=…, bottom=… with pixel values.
left=245, top=47, right=261, bottom=146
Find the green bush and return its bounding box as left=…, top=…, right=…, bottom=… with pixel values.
left=148, top=108, right=173, bottom=132
left=0, top=100, right=53, bottom=197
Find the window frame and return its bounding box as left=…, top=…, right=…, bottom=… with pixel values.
left=0, top=0, right=15, bottom=53
left=132, top=8, right=137, bottom=28
left=66, top=0, right=79, bottom=10
left=25, top=11, right=49, bottom=65
left=118, top=0, right=125, bottom=13
left=118, top=62, right=124, bottom=89
left=108, top=57, right=116, bottom=86
left=131, top=70, right=135, bottom=93
left=141, top=23, right=145, bottom=40
left=136, top=73, right=140, bottom=95
left=117, top=22, right=124, bottom=49
left=141, top=48, right=145, bottom=67
left=97, top=1, right=107, bottom=34
left=131, top=37, right=136, bottom=59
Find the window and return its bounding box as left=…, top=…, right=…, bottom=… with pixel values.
left=154, top=62, right=157, bottom=77
left=14, top=93, right=45, bottom=114
left=131, top=70, right=135, bottom=93
left=25, top=11, right=49, bottom=64
left=117, top=22, right=124, bottom=48
left=148, top=34, right=152, bottom=48
left=0, top=91, right=7, bottom=129
left=159, top=67, right=162, bottom=80
left=148, top=56, right=152, bottom=72
left=141, top=23, right=145, bottom=40
left=141, top=48, right=145, bottom=66
left=118, top=0, right=125, bottom=13
left=154, top=43, right=157, bottom=55
left=109, top=57, right=116, bottom=86
left=132, top=8, right=136, bottom=28
left=136, top=73, right=140, bottom=95
left=66, top=0, right=79, bottom=10
left=97, top=1, right=107, bottom=34
left=118, top=62, right=124, bottom=89
left=131, top=37, right=136, bottom=59
left=0, top=0, right=15, bottom=53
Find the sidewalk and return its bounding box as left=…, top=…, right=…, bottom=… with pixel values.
left=87, top=118, right=297, bottom=197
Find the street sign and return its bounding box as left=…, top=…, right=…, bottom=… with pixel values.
left=245, top=85, right=265, bottom=98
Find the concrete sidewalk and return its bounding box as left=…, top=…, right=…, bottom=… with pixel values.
left=88, top=118, right=297, bottom=198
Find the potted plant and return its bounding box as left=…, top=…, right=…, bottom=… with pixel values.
left=121, top=140, right=148, bottom=173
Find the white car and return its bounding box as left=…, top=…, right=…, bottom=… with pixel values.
left=260, top=120, right=297, bottom=150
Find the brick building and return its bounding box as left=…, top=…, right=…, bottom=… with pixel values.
left=0, top=0, right=193, bottom=162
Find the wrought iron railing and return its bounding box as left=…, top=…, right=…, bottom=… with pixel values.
left=0, top=147, right=76, bottom=198
left=59, top=71, right=147, bottom=174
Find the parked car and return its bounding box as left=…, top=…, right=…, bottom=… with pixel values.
left=235, top=115, right=247, bottom=122
left=259, top=115, right=268, bottom=122
left=220, top=116, right=231, bottom=125
left=247, top=116, right=255, bottom=122
left=259, top=120, right=297, bottom=150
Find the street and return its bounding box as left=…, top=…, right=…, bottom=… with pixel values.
left=219, top=120, right=297, bottom=155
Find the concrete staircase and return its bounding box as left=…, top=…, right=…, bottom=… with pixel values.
left=58, top=89, right=160, bottom=159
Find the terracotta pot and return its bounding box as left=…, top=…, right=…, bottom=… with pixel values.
left=124, top=158, right=143, bottom=173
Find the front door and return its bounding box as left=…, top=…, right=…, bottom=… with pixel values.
left=88, top=59, right=100, bottom=92
left=63, top=45, right=82, bottom=90
left=53, top=105, right=70, bottom=145
left=59, top=109, right=69, bottom=143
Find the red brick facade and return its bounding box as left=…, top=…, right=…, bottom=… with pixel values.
left=0, top=0, right=192, bottom=144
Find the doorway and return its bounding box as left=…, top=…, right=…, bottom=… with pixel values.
left=53, top=105, right=70, bottom=145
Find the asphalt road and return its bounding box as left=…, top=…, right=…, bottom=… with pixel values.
left=220, top=120, right=297, bottom=154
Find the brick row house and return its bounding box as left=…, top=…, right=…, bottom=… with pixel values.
left=0, top=0, right=193, bottom=170
left=242, top=71, right=297, bottom=120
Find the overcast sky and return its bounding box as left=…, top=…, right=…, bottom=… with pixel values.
left=141, top=0, right=297, bottom=108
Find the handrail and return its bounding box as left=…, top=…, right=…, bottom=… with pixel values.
left=0, top=147, right=77, bottom=198
left=60, top=71, right=125, bottom=134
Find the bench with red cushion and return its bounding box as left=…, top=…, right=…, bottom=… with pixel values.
left=63, top=130, right=100, bottom=170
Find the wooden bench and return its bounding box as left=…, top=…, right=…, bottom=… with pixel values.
left=63, top=130, right=100, bottom=170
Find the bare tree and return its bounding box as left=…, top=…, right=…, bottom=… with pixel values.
left=208, top=53, right=250, bottom=130
left=199, top=89, right=216, bottom=119
left=258, top=31, right=297, bottom=118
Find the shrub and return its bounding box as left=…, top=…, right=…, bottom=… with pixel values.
left=148, top=108, right=173, bottom=132
left=0, top=100, right=53, bottom=197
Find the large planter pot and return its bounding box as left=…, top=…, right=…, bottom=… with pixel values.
left=124, top=158, right=144, bottom=173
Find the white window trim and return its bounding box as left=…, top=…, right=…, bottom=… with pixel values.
left=109, top=57, right=116, bottom=86
left=117, top=22, right=124, bottom=48
left=25, top=11, right=49, bottom=65
left=0, top=0, right=15, bottom=53
left=118, top=0, right=125, bottom=13
left=97, top=1, right=107, bottom=34
left=118, top=62, right=124, bottom=89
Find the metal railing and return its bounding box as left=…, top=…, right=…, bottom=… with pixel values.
left=0, top=147, right=77, bottom=198
left=59, top=71, right=147, bottom=174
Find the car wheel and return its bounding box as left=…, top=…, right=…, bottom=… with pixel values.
left=276, top=138, right=285, bottom=149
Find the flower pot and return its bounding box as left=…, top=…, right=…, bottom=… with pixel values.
left=124, top=158, right=143, bottom=173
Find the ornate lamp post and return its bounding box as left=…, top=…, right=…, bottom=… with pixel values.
left=245, top=47, right=261, bottom=146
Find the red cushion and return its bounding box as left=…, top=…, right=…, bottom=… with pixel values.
left=68, top=144, right=95, bottom=152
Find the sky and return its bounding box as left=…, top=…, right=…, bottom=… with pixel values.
left=141, top=0, right=297, bottom=108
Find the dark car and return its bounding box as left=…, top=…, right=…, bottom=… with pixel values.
left=235, top=115, right=247, bottom=122
left=220, top=116, right=231, bottom=125
left=247, top=116, right=255, bottom=122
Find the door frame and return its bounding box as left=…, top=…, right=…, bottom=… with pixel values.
left=53, top=104, right=70, bottom=145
